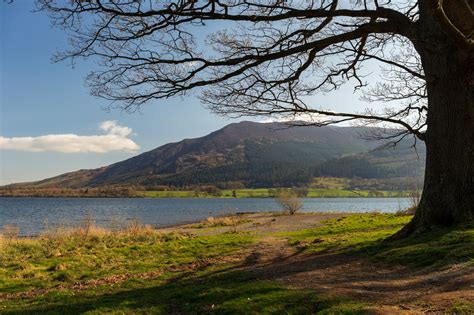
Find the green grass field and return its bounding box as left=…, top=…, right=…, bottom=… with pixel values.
left=137, top=177, right=411, bottom=198
left=138, top=188, right=408, bottom=198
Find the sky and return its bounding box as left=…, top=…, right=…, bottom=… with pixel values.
left=0, top=1, right=373, bottom=185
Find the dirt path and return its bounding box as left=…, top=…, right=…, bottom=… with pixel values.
left=241, top=242, right=473, bottom=314
left=179, top=212, right=474, bottom=314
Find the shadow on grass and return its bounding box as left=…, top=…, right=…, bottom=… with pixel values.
left=3, top=268, right=366, bottom=315
left=240, top=220, right=474, bottom=307
left=356, top=221, right=474, bottom=268
left=288, top=216, right=474, bottom=269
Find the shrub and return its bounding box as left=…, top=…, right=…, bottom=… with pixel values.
left=276, top=190, right=303, bottom=215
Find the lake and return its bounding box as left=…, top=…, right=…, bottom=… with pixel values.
left=0, top=197, right=411, bottom=236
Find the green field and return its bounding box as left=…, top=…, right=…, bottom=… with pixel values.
left=138, top=188, right=408, bottom=198
left=138, top=177, right=412, bottom=198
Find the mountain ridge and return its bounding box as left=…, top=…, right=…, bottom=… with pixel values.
left=5, top=121, right=425, bottom=189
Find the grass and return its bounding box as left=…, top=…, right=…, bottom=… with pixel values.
left=448, top=300, right=474, bottom=314
left=138, top=190, right=197, bottom=198
left=1, top=213, right=472, bottom=314
left=0, top=219, right=368, bottom=314
left=311, top=177, right=351, bottom=189
left=281, top=213, right=474, bottom=268
left=0, top=223, right=252, bottom=294
left=370, top=221, right=474, bottom=267
left=306, top=188, right=404, bottom=198
left=279, top=213, right=411, bottom=252
left=0, top=266, right=368, bottom=314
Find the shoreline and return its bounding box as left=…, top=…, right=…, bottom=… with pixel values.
left=0, top=194, right=410, bottom=199
left=9, top=211, right=374, bottom=239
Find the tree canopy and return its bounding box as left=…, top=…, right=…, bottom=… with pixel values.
left=37, top=1, right=468, bottom=139
left=38, top=0, right=474, bottom=233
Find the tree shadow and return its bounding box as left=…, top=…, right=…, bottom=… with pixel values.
left=242, top=222, right=474, bottom=307
left=3, top=265, right=364, bottom=315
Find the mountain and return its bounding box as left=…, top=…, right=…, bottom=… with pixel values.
left=8, top=121, right=425, bottom=189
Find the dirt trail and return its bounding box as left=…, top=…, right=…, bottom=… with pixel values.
left=219, top=213, right=474, bottom=314
left=244, top=243, right=473, bottom=314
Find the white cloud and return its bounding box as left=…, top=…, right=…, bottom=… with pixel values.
left=99, top=120, right=133, bottom=137
left=0, top=121, right=140, bottom=153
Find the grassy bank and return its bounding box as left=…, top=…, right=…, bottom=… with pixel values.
left=1, top=213, right=472, bottom=314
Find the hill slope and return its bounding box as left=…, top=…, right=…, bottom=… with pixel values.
left=9, top=122, right=425, bottom=188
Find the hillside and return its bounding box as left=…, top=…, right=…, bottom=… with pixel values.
left=6, top=121, right=425, bottom=189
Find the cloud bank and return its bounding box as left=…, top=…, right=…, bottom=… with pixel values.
left=0, top=121, right=140, bottom=153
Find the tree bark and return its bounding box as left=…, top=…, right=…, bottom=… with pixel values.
left=395, top=6, right=474, bottom=237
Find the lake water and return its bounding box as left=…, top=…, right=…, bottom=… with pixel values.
left=0, top=197, right=411, bottom=236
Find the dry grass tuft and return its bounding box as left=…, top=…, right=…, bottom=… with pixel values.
left=1, top=224, right=20, bottom=245
left=206, top=216, right=237, bottom=227
left=3, top=215, right=156, bottom=244
left=40, top=216, right=108, bottom=240
left=125, top=219, right=154, bottom=237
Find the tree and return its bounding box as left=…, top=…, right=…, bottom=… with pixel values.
left=38, top=0, right=473, bottom=236
left=276, top=189, right=303, bottom=215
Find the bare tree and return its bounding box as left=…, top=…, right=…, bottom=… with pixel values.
left=276, top=189, right=303, bottom=215
left=37, top=0, right=473, bottom=237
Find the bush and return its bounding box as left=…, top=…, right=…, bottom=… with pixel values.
left=276, top=190, right=303, bottom=215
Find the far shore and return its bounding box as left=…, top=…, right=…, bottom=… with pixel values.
left=0, top=187, right=410, bottom=199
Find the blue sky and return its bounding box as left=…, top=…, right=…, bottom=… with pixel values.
left=0, top=1, right=372, bottom=185
left=0, top=1, right=237, bottom=185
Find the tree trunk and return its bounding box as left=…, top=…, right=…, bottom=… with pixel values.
left=395, top=7, right=474, bottom=237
